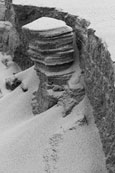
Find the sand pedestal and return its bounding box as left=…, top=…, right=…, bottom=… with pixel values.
left=23, top=17, right=83, bottom=115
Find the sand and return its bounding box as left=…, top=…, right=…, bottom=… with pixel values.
left=0, top=52, right=107, bottom=172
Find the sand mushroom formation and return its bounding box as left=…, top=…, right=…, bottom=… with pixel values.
left=22, top=17, right=85, bottom=115
left=23, top=17, right=77, bottom=86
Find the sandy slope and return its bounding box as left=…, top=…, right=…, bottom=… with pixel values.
left=0, top=53, right=107, bottom=172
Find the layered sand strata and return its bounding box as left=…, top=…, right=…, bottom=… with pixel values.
left=23, top=17, right=84, bottom=114
left=23, top=17, right=76, bottom=85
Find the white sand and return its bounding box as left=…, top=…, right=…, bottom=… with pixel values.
left=0, top=52, right=107, bottom=172
left=13, top=0, right=115, bottom=61
left=23, top=17, right=68, bottom=31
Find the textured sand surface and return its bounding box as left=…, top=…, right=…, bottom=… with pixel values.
left=0, top=52, right=107, bottom=173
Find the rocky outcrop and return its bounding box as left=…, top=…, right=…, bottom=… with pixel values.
left=4, top=0, right=15, bottom=24
left=0, top=1, right=19, bottom=60
left=81, top=30, right=115, bottom=172
left=0, top=0, right=6, bottom=20
left=0, top=20, right=20, bottom=59
left=23, top=17, right=85, bottom=115
left=0, top=0, right=33, bottom=70
left=11, top=3, right=89, bottom=70
left=23, top=18, right=75, bottom=84
left=0, top=21, right=12, bottom=52
left=5, top=76, right=21, bottom=90
left=0, top=1, right=16, bottom=53
left=3, top=2, right=115, bottom=173
left=0, top=2, right=88, bottom=70
left=0, top=0, right=12, bottom=21
left=12, top=4, right=88, bottom=28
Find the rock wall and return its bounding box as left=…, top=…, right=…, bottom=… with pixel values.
left=0, top=0, right=14, bottom=52
left=0, top=0, right=33, bottom=69
left=81, top=30, right=115, bottom=172
left=4, top=2, right=115, bottom=172
left=0, top=0, right=6, bottom=20
left=0, top=1, right=19, bottom=59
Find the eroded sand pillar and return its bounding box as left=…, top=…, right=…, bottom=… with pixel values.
left=23, top=17, right=85, bottom=115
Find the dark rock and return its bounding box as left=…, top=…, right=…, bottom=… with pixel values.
left=0, top=21, right=12, bottom=52
left=0, top=89, right=3, bottom=98
left=21, top=83, right=28, bottom=92
left=80, top=29, right=115, bottom=173
left=0, top=0, right=33, bottom=70
left=31, top=73, right=58, bottom=115
left=5, top=76, right=21, bottom=90
left=0, top=0, right=6, bottom=20
left=13, top=4, right=89, bottom=28
left=52, top=85, right=64, bottom=92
